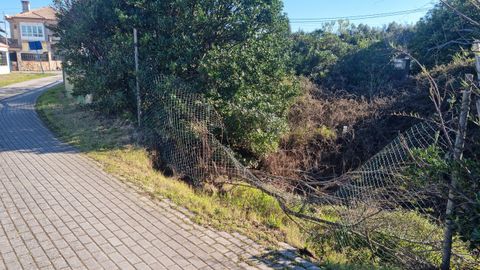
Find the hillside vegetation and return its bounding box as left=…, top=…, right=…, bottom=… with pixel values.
left=51, top=0, right=480, bottom=268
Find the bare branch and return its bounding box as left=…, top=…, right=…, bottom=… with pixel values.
left=428, top=39, right=472, bottom=52
left=399, top=49, right=454, bottom=148
left=440, top=0, right=480, bottom=27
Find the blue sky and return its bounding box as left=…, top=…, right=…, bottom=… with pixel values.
left=1, top=0, right=437, bottom=35
left=284, top=0, right=436, bottom=32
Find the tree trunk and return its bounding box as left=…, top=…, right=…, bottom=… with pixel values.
left=440, top=75, right=472, bottom=270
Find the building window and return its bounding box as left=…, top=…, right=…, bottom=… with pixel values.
left=21, top=53, right=48, bottom=61
left=50, top=45, right=62, bottom=61
left=0, top=52, right=7, bottom=66
left=21, top=24, right=44, bottom=39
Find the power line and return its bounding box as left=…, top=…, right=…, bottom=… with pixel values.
left=290, top=8, right=430, bottom=23
left=290, top=8, right=429, bottom=21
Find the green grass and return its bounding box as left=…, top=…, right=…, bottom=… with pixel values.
left=0, top=72, right=55, bottom=87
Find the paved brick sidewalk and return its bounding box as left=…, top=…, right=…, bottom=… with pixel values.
left=0, top=78, right=318, bottom=270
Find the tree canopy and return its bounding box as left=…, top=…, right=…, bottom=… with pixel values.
left=409, top=0, right=480, bottom=67
left=53, top=0, right=298, bottom=158
left=290, top=22, right=412, bottom=97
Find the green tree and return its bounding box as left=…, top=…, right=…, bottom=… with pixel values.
left=54, top=0, right=297, bottom=158
left=53, top=0, right=136, bottom=114
left=329, top=41, right=396, bottom=98
left=409, top=0, right=480, bottom=68
left=409, top=145, right=480, bottom=253
left=201, top=33, right=297, bottom=156
left=290, top=22, right=409, bottom=97
left=291, top=29, right=353, bottom=83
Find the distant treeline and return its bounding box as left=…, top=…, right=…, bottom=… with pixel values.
left=291, top=0, right=480, bottom=96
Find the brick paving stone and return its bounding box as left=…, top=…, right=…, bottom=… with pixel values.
left=0, top=77, right=317, bottom=270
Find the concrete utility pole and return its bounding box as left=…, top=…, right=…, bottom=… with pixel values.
left=440, top=74, right=473, bottom=270
left=133, top=28, right=141, bottom=127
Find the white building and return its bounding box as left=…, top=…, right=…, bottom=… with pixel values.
left=0, top=42, right=10, bottom=74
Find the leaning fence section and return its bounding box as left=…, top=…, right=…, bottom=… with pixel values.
left=139, top=76, right=477, bottom=269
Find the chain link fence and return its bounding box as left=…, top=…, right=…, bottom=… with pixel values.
left=138, top=75, right=477, bottom=269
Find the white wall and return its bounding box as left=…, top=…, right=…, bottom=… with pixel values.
left=0, top=48, right=10, bottom=74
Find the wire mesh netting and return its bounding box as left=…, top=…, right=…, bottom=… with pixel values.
left=140, top=76, right=477, bottom=269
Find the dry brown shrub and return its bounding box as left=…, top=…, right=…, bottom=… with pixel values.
left=415, top=55, right=476, bottom=93
left=262, top=77, right=429, bottom=185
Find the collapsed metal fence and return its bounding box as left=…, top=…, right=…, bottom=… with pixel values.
left=139, top=76, right=477, bottom=269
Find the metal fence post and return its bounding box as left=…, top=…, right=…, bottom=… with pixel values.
left=473, top=40, right=480, bottom=122
left=440, top=74, right=473, bottom=270
left=134, top=28, right=141, bottom=127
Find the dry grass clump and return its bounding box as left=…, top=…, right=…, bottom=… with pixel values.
left=289, top=78, right=386, bottom=129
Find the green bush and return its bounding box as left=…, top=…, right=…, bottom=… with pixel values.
left=200, top=28, right=299, bottom=157
left=307, top=208, right=475, bottom=269
left=290, top=22, right=410, bottom=97
left=409, top=144, right=480, bottom=255
left=408, top=0, right=480, bottom=68
left=54, top=0, right=298, bottom=158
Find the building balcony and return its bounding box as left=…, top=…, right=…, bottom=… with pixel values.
left=7, top=38, right=21, bottom=49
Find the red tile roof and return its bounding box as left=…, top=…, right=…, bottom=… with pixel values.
left=6, top=7, right=56, bottom=21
